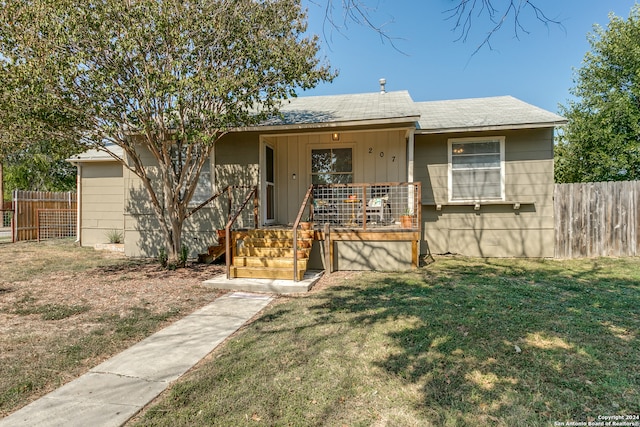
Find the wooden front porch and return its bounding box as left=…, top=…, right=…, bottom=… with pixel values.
left=212, top=226, right=420, bottom=283
left=201, top=182, right=422, bottom=283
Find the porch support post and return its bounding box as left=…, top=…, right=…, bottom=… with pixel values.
left=76, top=164, right=82, bottom=245
left=323, top=222, right=331, bottom=273
left=407, top=129, right=415, bottom=183
left=407, top=129, right=416, bottom=215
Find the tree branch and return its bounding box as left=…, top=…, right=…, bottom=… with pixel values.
left=312, top=0, right=406, bottom=54
left=444, top=0, right=565, bottom=56
left=314, top=1, right=564, bottom=56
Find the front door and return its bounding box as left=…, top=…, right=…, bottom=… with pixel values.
left=263, top=144, right=276, bottom=224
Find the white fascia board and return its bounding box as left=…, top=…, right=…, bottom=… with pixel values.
left=237, top=116, right=421, bottom=133
left=415, top=121, right=567, bottom=135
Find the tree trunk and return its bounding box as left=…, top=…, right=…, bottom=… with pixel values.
left=0, top=160, right=4, bottom=208
left=170, top=216, right=184, bottom=266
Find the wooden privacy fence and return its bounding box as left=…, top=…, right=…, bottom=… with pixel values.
left=12, top=191, right=77, bottom=242
left=555, top=181, right=640, bottom=258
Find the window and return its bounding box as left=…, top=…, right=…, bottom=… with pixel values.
left=449, top=137, right=504, bottom=201
left=191, top=159, right=212, bottom=206
left=311, top=147, right=353, bottom=184
left=171, top=145, right=212, bottom=206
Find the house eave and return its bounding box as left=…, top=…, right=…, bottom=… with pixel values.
left=68, top=156, right=121, bottom=164
left=237, top=116, right=421, bottom=133
left=415, top=121, right=567, bottom=135
left=67, top=147, right=124, bottom=164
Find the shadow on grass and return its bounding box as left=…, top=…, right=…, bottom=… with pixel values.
left=134, top=258, right=639, bottom=426
left=307, top=258, right=640, bottom=424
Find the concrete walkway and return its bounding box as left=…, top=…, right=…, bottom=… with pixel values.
left=203, top=270, right=324, bottom=294
left=0, top=292, right=273, bottom=427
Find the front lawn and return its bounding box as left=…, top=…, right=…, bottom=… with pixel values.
left=0, top=240, right=223, bottom=417
left=134, top=257, right=640, bottom=426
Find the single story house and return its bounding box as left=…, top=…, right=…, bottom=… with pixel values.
left=70, top=85, right=566, bottom=278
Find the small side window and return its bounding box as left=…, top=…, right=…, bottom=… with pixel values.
left=449, top=137, right=504, bottom=201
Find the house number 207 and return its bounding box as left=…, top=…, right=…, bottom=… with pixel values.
left=368, top=148, right=395, bottom=161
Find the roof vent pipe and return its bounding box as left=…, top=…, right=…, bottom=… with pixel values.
left=379, top=78, right=386, bottom=94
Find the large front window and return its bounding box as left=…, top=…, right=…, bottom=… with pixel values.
left=449, top=137, right=504, bottom=201
left=311, top=148, right=353, bottom=184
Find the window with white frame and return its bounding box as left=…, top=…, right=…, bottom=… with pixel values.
left=449, top=137, right=504, bottom=201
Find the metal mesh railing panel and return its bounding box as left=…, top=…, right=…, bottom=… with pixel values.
left=37, top=209, right=77, bottom=241
left=312, top=182, right=420, bottom=229
left=1, top=210, right=12, bottom=228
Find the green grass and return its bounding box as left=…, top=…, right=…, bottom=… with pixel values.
left=135, top=257, right=640, bottom=427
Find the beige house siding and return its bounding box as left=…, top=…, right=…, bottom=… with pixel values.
left=415, top=128, right=555, bottom=257
left=79, top=162, right=124, bottom=247
left=335, top=241, right=413, bottom=270
left=122, top=143, right=220, bottom=258
left=214, top=132, right=260, bottom=190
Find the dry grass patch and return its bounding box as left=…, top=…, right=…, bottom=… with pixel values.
left=134, top=257, right=640, bottom=426
left=0, top=239, right=224, bottom=417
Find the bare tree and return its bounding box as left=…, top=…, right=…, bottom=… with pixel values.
left=316, top=0, right=563, bottom=54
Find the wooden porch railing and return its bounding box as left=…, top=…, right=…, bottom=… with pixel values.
left=224, top=186, right=259, bottom=279
left=292, top=185, right=315, bottom=281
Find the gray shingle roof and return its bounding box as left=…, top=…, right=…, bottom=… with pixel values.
left=68, top=144, right=123, bottom=162
left=259, top=90, right=421, bottom=128
left=70, top=93, right=566, bottom=162
left=415, top=96, right=566, bottom=133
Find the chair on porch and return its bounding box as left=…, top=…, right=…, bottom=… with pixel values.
left=313, top=197, right=339, bottom=224
left=358, top=186, right=394, bottom=225
left=360, top=194, right=393, bottom=224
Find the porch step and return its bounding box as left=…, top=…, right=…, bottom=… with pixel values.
left=246, top=229, right=294, bottom=239
left=230, top=266, right=306, bottom=281
left=227, top=228, right=314, bottom=281
left=243, top=229, right=315, bottom=239
left=242, top=237, right=312, bottom=249
left=234, top=256, right=309, bottom=269
left=197, top=237, right=226, bottom=264
left=237, top=246, right=310, bottom=258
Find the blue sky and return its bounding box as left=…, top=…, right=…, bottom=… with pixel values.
left=300, top=0, right=638, bottom=114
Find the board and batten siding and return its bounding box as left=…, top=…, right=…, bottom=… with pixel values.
left=415, top=128, right=555, bottom=257
left=265, top=129, right=408, bottom=225
left=80, top=162, right=125, bottom=246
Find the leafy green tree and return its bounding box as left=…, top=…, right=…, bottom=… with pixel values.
left=0, top=0, right=333, bottom=264
left=0, top=60, right=85, bottom=201
left=556, top=5, right=640, bottom=183
left=4, top=140, right=79, bottom=195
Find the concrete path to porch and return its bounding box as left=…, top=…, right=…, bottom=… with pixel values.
left=0, top=292, right=273, bottom=427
